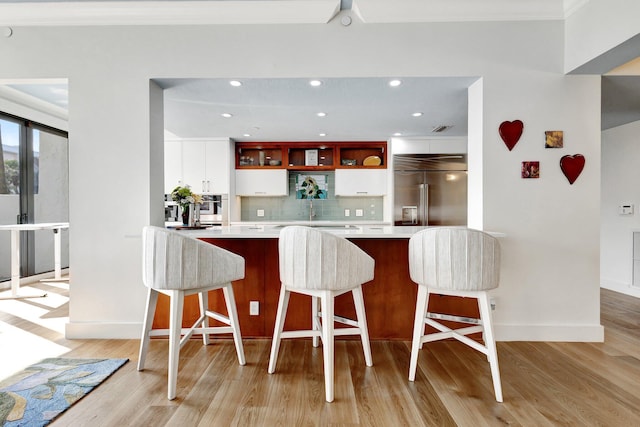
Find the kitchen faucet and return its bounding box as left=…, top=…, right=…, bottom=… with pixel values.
left=309, top=199, right=315, bottom=222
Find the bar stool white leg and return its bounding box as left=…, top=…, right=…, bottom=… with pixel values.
left=222, top=284, right=245, bottom=365
left=137, top=288, right=159, bottom=371
left=168, top=290, right=184, bottom=400
left=268, top=287, right=290, bottom=374
left=320, top=291, right=335, bottom=402
left=409, top=285, right=429, bottom=381
left=352, top=286, right=373, bottom=367
left=199, top=291, right=210, bottom=346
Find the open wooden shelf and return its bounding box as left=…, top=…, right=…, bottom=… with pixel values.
left=235, top=141, right=387, bottom=170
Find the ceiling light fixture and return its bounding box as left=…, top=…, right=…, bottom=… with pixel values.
left=317, top=112, right=327, bottom=117
left=393, top=132, right=402, bottom=136
left=389, top=79, right=402, bottom=87
left=229, top=80, right=242, bottom=87
left=309, top=80, right=322, bottom=87
left=243, top=133, right=251, bottom=137
left=221, top=113, right=233, bottom=118
left=319, top=133, right=327, bottom=137
left=412, top=112, right=423, bottom=117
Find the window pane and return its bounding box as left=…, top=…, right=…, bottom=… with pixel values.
left=0, top=119, right=20, bottom=194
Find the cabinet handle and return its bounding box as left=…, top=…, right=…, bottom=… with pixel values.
left=357, top=191, right=368, bottom=194
left=255, top=191, right=266, bottom=195
left=207, top=181, right=211, bottom=192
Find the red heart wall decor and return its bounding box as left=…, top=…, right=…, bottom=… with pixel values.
left=560, top=154, right=585, bottom=185
left=499, top=120, right=524, bottom=151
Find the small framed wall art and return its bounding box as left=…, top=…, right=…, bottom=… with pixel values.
left=305, top=149, right=319, bottom=166
left=545, top=131, right=563, bottom=148
left=522, top=161, right=540, bottom=179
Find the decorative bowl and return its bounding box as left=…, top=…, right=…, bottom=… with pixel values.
left=269, top=159, right=281, bottom=166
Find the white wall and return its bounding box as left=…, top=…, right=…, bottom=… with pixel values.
left=565, top=0, right=640, bottom=73
left=0, top=16, right=609, bottom=341
left=601, top=120, right=640, bottom=298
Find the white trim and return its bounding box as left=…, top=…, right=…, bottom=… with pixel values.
left=495, top=323, right=605, bottom=342
left=65, top=321, right=142, bottom=339
left=0, top=1, right=341, bottom=27
left=0, top=0, right=588, bottom=26
left=352, top=0, right=573, bottom=23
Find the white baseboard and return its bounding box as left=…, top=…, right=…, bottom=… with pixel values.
left=65, top=321, right=142, bottom=339
left=495, top=324, right=604, bottom=342
left=600, top=278, right=640, bottom=298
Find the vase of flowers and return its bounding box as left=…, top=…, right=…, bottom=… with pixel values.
left=170, top=185, right=202, bottom=226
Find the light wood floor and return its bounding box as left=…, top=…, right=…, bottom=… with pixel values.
left=1, top=282, right=640, bottom=426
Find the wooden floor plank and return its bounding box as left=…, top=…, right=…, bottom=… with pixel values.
left=3, top=283, right=640, bottom=426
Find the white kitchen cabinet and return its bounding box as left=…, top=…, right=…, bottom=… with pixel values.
left=164, top=140, right=183, bottom=194
left=166, top=139, right=231, bottom=195
left=236, top=169, right=289, bottom=196
left=334, top=169, right=388, bottom=196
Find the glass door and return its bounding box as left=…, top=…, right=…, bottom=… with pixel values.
left=0, top=117, right=22, bottom=282
left=0, top=114, right=68, bottom=282
left=31, top=128, right=69, bottom=276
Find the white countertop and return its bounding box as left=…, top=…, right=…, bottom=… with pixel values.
left=174, top=224, right=424, bottom=239
left=171, top=224, right=505, bottom=240
left=0, top=222, right=69, bottom=231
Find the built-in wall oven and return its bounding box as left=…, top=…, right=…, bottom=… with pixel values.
left=199, top=194, right=228, bottom=226
left=164, top=193, right=228, bottom=225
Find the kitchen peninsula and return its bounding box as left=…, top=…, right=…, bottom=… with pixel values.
left=152, top=225, right=491, bottom=340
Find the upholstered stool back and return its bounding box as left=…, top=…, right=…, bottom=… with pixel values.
left=279, top=225, right=374, bottom=291
left=409, top=227, right=500, bottom=291
left=142, top=225, right=244, bottom=291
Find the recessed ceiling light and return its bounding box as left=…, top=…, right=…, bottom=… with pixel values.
left=243, top=133, right=251, bottom=137
left=317, top=112, right=327, bottom=117
left=389, top=79, right=402, bottom=87
left=412, top=112, right=423, bottom=117
left=309, top=80, right=322, bottom=87
left=393, top=132, right=402, bottom=136
left=229, top=80, right=242, bottom=87
left=221, top=113, right=233, bottom=118
left=319, top=133, right=327, bottom=137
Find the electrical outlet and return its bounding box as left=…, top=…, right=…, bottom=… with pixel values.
left=490, top=298, right=496, bottom=311
left=355, top=209, right=364, bottom=217
left=250, top=301, right=259, bottom=316
left=257, top=209, right=265, bottom=217
left=344, top=209, right=350, bottom=217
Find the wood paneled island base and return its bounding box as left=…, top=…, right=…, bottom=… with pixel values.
left=152, top=237, right=479, bottom=339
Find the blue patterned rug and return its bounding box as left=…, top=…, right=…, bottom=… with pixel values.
left=0, top=357, right=128, bottom=426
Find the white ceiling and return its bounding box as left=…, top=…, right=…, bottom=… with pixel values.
left=156, top=77, right=477, bottom=141
left=1, top=0, right=639, bottom=139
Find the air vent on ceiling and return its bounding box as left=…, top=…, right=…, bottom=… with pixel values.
left=431, top=125, right=452, bottom=133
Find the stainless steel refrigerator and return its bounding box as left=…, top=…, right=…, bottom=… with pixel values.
left=393, top=154, right=467, bottom=226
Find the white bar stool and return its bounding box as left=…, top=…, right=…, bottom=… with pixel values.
left=137, top=226, right=246, bottom=400
left=408, top=227, right=503, bottom=402
left=268, top=226, right=375, bottom=402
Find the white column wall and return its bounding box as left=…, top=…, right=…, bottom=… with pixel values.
left=601, top=120, right=640, bottom=298
left=482, top=72, right=602, bottom=340
left=0, top=19, right=604, bottom=340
